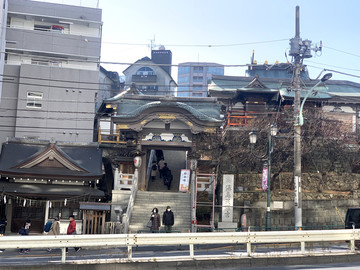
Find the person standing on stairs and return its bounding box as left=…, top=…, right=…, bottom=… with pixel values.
left=158, top=158, right=166, bottom=178
left=163, top=206, right=174, bottom=232
left=150, top=208, right=161, bottom=232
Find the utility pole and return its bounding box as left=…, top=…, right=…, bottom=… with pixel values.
left=289, top=6, right=322, bottom=230
left=292, top=6, right=303, bottom=230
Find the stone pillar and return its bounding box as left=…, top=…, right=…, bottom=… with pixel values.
left=218, top=174, right=237, bottom=231
left=44, top=200, right=50, bottom=225
left=114, top=168, right=120, bottom=190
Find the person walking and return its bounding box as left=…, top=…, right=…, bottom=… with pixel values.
left=19, top=218, right=31, bottom=254
left=0, top=217, right=7, bottom=253
left=150, top=208, right=161, bottom=233
left=0, top=217, right=6, bottom=236
left=151, top=161, right=157, bottom=181
left=66, top=215, right=81, bottom=253
left=162, top=163, right=173, bottom=189
left=158, top=158, right=166, bottom=178
left=162, top=206, right=174, bottom=233
left=47, top=217, right=60, bottom=252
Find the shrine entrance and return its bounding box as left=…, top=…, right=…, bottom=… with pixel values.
left=146, top=149, right=187, bottom=192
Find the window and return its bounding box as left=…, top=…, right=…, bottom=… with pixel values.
left=26, top=91, right=43, bottom=108
left=138, top=85, right=158, bottom=92
left=192, top=86, right=203, bottom=91
left=178, top=76, right=190, bottom=84
left=136, top=67, right=155, bottom=76
left=206, top=66, right=224, bottom=75
left=193, top=66, right=203, bottom=72
left=193, top=76, right=203, bottom=82
left=31, top=58, right=61, bottom=67
left=178, top=66, right=190, bottom=74
left=34, top=24, right=51, bottom=31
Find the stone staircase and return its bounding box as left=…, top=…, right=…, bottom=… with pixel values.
left=129, top=190, right=191, bottom=233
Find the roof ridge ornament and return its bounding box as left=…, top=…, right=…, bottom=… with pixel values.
left=246, top=76, right=267, bottom=89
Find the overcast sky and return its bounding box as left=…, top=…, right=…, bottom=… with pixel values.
left=36, top=0, right=360, bottom=83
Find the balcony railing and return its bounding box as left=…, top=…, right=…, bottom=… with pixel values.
left=226, top=110, right=256, bottom=127
left=98, top=129, right=136, bottom=145
left=132, top=74, right=157, bottom=83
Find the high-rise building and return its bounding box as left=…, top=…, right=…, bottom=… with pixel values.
left=177, top=62, right=224, bottom=97
left=0, top=0, right=102, bottom=144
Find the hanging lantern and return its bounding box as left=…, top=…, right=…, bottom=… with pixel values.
left=3, top=195, right=6, bottom=204
left=64, top=198, right=67, bottom=206
left=23, top=199, right=26, bottom=207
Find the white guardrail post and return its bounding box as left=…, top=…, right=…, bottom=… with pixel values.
left=0, top=230, right=359, bottom=263
left=189, top=244, right=194, bottom=258
left=61, top=247, right=66, bottom=263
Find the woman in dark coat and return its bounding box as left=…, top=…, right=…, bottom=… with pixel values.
left=150, top=208, right=161, bottom=232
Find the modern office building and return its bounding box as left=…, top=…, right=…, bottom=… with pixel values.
left=177, top=62, right=224, bottom=97
left=0, top=0, right=102, bottom=144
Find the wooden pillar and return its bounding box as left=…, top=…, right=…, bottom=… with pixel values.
left=101, top=211, right=106, bottom=234
left=82, top=210, right=87, bottom=235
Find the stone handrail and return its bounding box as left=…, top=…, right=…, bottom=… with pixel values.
left=122, top=168, right=139, bottom=234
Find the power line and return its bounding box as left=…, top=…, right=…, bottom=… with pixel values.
left=5, top=50, right=250, bottom=67
left=306, top=60, right=360, bottom=72
left=307, top=65, right=360, bottom=79
left=323, top=45, right=360, bottom=59
left=6, top=25, right=288, bottom=49
left=102, top=38, right=289, bottom=48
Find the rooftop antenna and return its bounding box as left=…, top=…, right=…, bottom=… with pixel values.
left=149, top=35, right=156, bottom=51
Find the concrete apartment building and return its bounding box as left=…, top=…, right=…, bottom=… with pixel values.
left=177, top=62, right=224, bottom=97
left=123, top=48, right=177, bottom=96
left=0, top=0, right=7, bottom=99
left=0, top=0, right=102, bottom=145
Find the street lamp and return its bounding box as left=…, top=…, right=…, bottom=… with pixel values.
left=293, top=72, right=332, bottom=230
left=297, top=73, right=332, bottom=126
left=249, top=124, right=278, bottom=231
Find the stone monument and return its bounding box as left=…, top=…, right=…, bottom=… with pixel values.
left=218, top=174, right=238, bottom=231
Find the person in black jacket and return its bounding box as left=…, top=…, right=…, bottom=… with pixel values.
left=162, top=206, right=174, bottom=232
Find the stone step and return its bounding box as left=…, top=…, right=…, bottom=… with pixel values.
left=129, top=190, right=192, bottom=233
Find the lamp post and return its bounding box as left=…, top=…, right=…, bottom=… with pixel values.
left=249, top=124, right=278, bottom=231
left=293, top=72, right=332, bottom=230
left=298, top=73, right=332, bottom=126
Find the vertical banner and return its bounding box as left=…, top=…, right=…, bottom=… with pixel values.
left=222, top=174, right=234, bottom=222
left=262, top=165, right=268, bottom=191
left=179, top=169, right=190, bottom=192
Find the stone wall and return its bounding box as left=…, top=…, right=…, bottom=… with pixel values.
left=218, top=172, right=360, bottom=229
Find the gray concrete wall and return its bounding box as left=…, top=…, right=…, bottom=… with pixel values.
left=12, top=64, right=98, bottom=142
left=0, top=65, right=20, bottom=145
left=6, top=28, right=101, bottom=58
left=8, top=0, right=102, bottom=22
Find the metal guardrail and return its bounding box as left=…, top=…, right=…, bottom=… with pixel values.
left=208, top=225, right=345, bottom=232
left=0, top=229, right=359, bottom=264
